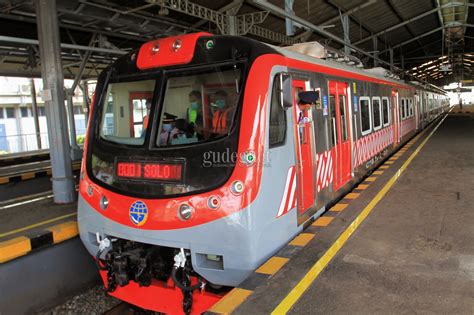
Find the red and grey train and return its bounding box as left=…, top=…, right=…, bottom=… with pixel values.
left=78, top=32, right=449, bottom=314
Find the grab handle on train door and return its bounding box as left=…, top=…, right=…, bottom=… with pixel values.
left=353, top=114, right=358, bottom=142
left=331, top=117, right=337, bottom=151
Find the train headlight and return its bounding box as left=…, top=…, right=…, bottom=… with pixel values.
left=151, top=43, right=160, bottom=54
left=208, top=196, right=221, bottom=210
left=178, top=204, right=193, bottom=221
left=100, top=196, right=109, bottom=210
left=230, top=180, right=244, bottom=195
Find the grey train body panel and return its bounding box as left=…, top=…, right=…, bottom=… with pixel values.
left=78, top=42, right=449, bottom=290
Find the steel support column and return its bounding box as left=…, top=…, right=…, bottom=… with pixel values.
left=373, top=36, right=378, bottom=67
left=389, top=48, right=394, bottom=71
left=82, top=80, right=90, bottom=126
left=341, top=14, right=350, bottom=55
left=29, top=78, right=42, bottom=150
left=35, top=0, right=76, bottom=203
left=66, top=93, right=81, bottom=158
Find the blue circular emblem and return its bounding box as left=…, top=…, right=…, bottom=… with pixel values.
left=129, top=201, right=148, bottom=226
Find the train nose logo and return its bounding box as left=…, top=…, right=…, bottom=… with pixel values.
left=129, top=201, right=148, bottom=226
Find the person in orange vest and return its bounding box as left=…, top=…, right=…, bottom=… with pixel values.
left=211, top=90, right=233, bottom=134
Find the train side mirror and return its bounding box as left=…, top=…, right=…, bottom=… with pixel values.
left=278, top=73, right=293, bottom=109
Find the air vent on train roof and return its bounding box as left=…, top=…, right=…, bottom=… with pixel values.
left=363, top=67, right=400, bottom=80
left=283, top=41, right=364, bottom=69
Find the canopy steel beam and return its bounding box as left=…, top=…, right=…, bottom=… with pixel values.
left=293, top=0, right=378, bottom=42
left=78, top=0, right=200, bottom=33
left=250, top=0, right=396, bottom=69
left=386, top=0, right=428, bottom=56
left=326, top=0, right=388, bottom=50
left=0, top=11, right=147, bottom=43
left=354, top=2, right=464, bottom=46
left=0, top=35, right=126, bottom=55
left=379, top=26, right=445, bottom=54
left=151, top=0, right=297, bottom=44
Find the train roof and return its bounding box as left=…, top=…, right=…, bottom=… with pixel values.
left=267, top=42, right=446, bottom=96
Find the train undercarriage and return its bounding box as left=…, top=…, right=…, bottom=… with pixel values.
left=95, top=237, right=228, bottom=314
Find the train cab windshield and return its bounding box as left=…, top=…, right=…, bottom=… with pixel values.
left=99, top=65, right=242, bottom=147
left=89, top=62, right=245, bottom=198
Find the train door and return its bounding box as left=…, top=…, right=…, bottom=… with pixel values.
left=292, top=80, right=316, bottom=215
left=329, top=81, right=351, bottom=191
left=392, top=90, right=399, bottom=145
left=415, top=94, right=419, bottom=130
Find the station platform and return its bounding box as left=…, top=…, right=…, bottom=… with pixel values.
left=0, top=196, right=78, bottom=263
left=209, top=111, right=474, bottom=314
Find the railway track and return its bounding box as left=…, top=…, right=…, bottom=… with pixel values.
left=104, top=302, right=156, bottom=315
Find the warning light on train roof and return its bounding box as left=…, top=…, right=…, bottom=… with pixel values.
left=205, top=40, right=214, bottom=50
left=172, top=39, right=182, bottom=52
left=151, top=43, right=160, bottom=55
left=136, top=32, right=212, bottom=69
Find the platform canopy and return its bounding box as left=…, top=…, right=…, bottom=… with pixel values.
left=0, top=0, right=472, bottom=85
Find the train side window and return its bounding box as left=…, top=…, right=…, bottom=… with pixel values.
left=360, top=97, right=372, bottom=136
left=405, top=98, right=410, bottom=118
left=269, top=79, right=287, bottom=148
left=382, top=97, right=390, bottom=126
left=0, top=108, right=3, bottom=119
left=329, top=94, right=337, bottom=145
left=372, top=97, right=382, bottom=131
left=409, top=99, right=413, bottom=117
left=340, top=95, right=348, bottom=141
left=401, top=98, right=405, bottom=120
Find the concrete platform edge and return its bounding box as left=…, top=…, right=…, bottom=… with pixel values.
left=0, top=237, right=100, bottom=315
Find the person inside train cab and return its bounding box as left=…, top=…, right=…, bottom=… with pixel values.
left=187, top=90, right=203, bottom=128
left=211, top=90, right=233, bottom=134
left=159, top=112, right=178, bottom=145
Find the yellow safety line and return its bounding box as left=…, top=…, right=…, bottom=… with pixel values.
left=289, top=233, right=315, bottom=247
left=0, top=236, right=32, bottom=263
left=0, top=212, right=76, bottom=238
left=208, top=288, right=253, bottom=314
left=329, top=203, right=348, bottom=212
left=46, top=221, right=79, bottom=244
left=312, top=216, right=334, bottom=227
left=272, top=115, right=447, bottom=314
left=256, top=257, right=290, bottom=275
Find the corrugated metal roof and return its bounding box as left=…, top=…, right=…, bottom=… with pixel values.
left=0, top=0, right=471, bottom=84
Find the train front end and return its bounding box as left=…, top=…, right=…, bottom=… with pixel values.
left=78, top=33, right=287, bottom=314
